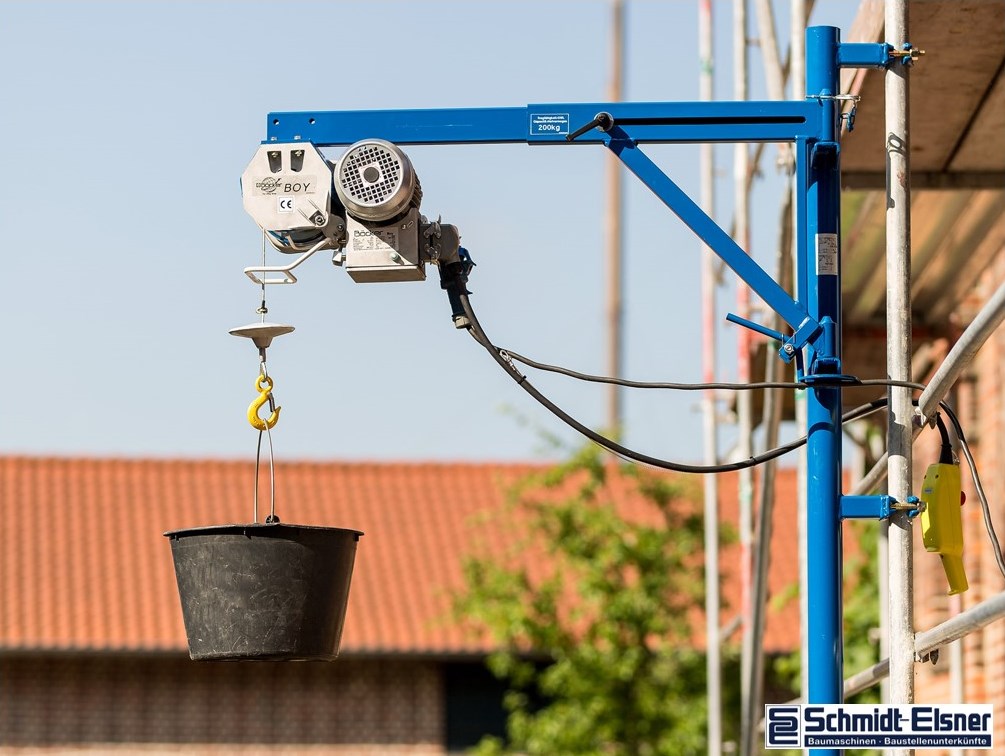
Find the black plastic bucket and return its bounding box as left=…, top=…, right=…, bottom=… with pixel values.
left=164, top=523, right=362, bottom=661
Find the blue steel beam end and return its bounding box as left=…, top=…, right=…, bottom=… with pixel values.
left=837, top=43, right=893, bottom=69
left=840, top=495, right=893, bottom=520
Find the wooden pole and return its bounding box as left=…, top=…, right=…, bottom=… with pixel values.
left=604, top=0, right=625, bottom=434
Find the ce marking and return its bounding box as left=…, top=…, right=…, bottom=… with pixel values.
left=277, top=196, right=294, bottom=213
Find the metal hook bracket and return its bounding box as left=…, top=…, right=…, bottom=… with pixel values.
left=243, top=238, right=328, bottom=286
left=248, top=374, right=281, bottom=431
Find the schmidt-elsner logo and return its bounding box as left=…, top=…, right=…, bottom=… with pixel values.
left=765, top=704, right=993, bottom=750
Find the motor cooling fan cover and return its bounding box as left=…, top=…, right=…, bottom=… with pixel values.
left=334, top=139, right=422, bottom=222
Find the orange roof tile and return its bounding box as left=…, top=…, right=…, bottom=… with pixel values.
left=0, top=456, right=809, bottom=656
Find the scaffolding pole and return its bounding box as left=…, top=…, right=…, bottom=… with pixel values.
left=752, top=0, right=790, bottom=170
left=949, top=593, right=965, bottom=756
left=743, top=189, right=791, bottom=756
left=741, top=2, right=789, bottom=753
left=852, top=276, right=1005, bottom=497
left=604, top=0, right=625, bottom=433
left=790, top=0, right=811, bottom=713
left=917, top=277, right=1005, bottom=419
left=842, top=591, right=1005, bottom=699
left=698, top=1, right=722, bottom=753
left=735, top=0, right=755, bottom=745
left=730, top=0, right=816, bottom=240
left=886, top=4, right=915, bottom=756
left=754, top=0, right=785, bottom=100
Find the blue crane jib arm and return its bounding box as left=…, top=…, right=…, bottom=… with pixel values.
left=266, top=100, right=822, bottom=146
left=266, top=98, right=825, bottom=362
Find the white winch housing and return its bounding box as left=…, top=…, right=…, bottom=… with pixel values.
left=241, top=143, right=333, bottom=237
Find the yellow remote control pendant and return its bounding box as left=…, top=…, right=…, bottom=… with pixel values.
left=920, top=462, right=968, bottom=595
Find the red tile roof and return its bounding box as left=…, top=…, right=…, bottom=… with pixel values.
left=0, top=456, right=807, bottom=656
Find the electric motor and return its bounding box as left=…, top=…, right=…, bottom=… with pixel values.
left=334, top=139, right=422, bottom=222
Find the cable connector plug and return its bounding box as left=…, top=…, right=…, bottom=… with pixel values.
left=438, top=247, right=476, bottom=329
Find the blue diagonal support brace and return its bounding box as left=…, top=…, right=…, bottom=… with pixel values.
left=601, top=125, right=820, bottom=356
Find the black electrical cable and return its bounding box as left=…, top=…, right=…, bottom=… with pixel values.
left=501, top=348, right=799, bottom=391
left=460, top=292, right=888, bottom=474
left=457, top=290, right=1005, bottom=577
left=934, top=413, right=954, bottom=465
left=500, top=346, right=926, bottom=393
left=937, top=401, right=1005, bottom=581
left=858, top=378, right=927, bottom=391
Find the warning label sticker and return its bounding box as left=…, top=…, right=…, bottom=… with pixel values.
left=816, top=233, right=838, bottom=276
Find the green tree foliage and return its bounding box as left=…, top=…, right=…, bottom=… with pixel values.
left=771, top=519, right=881, bottom=707
left=453, top=446, right=715, bottom=755
left=770, top=520, right=882, bottom=755
left=841, top=521, right=883, bottom=706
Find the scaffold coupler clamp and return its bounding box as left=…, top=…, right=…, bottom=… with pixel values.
left=888, top=43, right=925, bottom=66
left=897, top=495, right=925, bottom=519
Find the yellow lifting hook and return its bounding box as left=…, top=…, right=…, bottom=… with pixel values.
left=248, top=374, right=281, bottom=431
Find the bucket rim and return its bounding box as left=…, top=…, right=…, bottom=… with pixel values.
left=163, top=522, right=364, bottom=539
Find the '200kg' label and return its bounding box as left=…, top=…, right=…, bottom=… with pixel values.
left=530, top=113, right=570, bottom=136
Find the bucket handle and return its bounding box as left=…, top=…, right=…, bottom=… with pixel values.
left=254, top=405, right=279, bottom=524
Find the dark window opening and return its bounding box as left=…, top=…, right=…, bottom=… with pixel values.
left=443, top=661, right=508, bottom=752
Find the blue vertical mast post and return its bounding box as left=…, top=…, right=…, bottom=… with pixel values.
left=804, top=25, right=844, bottom=753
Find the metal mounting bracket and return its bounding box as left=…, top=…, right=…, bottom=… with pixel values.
left=840, top=495, right=894, bottom=520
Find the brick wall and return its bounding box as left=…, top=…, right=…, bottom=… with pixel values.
left=0, top=654, right=446, bottom=754
left=912, top=250, right=1005, bottom=749
left=970, top=252, right=1005, bottom=748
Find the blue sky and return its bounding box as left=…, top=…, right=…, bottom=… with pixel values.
left=1, top=1, right=856, bottom=463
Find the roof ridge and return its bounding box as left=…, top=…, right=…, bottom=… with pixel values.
left=0, top=454, right=556, bottom=469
